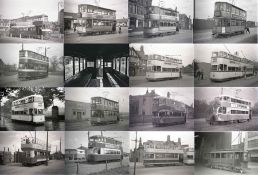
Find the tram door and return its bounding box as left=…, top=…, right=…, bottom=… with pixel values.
left=77, top=112, right=82, bottom=120
left=179, top=154, right=184, bottom=163
left=96, top=59, right=103, bottom=77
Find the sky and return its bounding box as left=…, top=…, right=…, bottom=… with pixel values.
left=65, top=0, right=128, bottom=19
left=152, top=0, right=193, bottom=18
left=194, top=44, right=258, bottom=63
left=130, top=44, right=194, bottom=66
left=65, top=131, right=129, bottom=153
left=129, top=87, right=194, bottom=106
left=195, top=87, right=257, bottom=107
left=0, top=0, right=63, bottom=21
left=0, top=43, right=64, bottom=65
left=195, top=0, right=257, bottom=21
left=0, top=131, right=65, bottom=154
left=129, top=131, right=194, bottom=150
left=65, top=87, right=129, bottom=112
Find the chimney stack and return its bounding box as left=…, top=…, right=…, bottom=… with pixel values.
left=167, top=135, right=171, bottom=142
left=178, top=138, right=181, bottom=145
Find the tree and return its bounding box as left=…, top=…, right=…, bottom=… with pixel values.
left=50, top=56, right=62, bottom=72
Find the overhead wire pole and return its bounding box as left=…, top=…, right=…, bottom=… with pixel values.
left=133, top=131, right=138, bottom=175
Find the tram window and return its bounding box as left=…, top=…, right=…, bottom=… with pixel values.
left=219, top=64, right=223, bottom=71
left=216, top=153, right=220, bottom=158
left=218, top=107, right=222, bottom=113
left=34, top=108, right=37, bottom=115
left=29, top=108, right=33, bottom=115
left=215, top=19, right=221, bottom=27
left=38, top=109, right=43, bottom=115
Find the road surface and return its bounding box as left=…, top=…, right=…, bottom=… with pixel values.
left=65, top=27, right=128, bottom=43
left=194, top=117, right=258, bottom=131
left=65, top=157, right=129, bottom=175
left=0, top=160, right=65, bottom=175
left=65, top=118, right=129, bottom=131
left=129, top=29, right=193, bottom=43
left=0, top=36, right=62, bottom=43
left=129, top=119, right=194, bottom=131
left=0, top=74, right=64, bottom=87
left=130, top=74, right=194, bottom=87
left=195, top=75, right=258, bottom=87
left=194, top=28, right=257, bottom=43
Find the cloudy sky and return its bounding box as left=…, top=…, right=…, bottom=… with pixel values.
left=65, top=0, right=128, bottom=19
left=65, top=87, right=129, bottom=112
left=194, top=44, right=258, bottom=63
left=0, top=131, right=65, bottom=154
left=65, top=131, right=129, bottom=153
left=0, top=0, right=63, bottom=21
left=195, top=0, right=257, bottom=21
left=195, top=87, right=257, bottom=107
left=129, top=131, right=194, bottom=150
left=129, top=87, right=194, bottom=106
left=0, top=43, right=63, bottom=65
left=130, top=44, right=194, bottom=66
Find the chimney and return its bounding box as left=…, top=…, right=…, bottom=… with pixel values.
left=167, top=135, right=171, bottom=142
left=8, top=147, right=9, bottom=152
left=178, top=138, right=181, bottom=145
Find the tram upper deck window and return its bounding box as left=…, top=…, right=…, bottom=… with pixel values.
left=211, top=65, right=217, bottom=71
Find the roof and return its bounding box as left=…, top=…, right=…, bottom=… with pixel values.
left=78, top=4, right=116, bottom=12
left=208, top=149, right=246, bottom=153
left=215, top=2, right=246, bottom=12
left=91, top=96, right=118, bottom=103
left=13, top=94, right=43, bottom=103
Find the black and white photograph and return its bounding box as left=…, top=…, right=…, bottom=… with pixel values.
left=0, top=131, right=65, bottom=175
left=129, top=0, right=193, bottom=43
left=0, top=87, right=65, bottom=131
left=194, top=0, right=258, bottom=43
left=64, top=44, right=129, bottom=87
left=129, top=131, right=194, bottom=175
left=0, top=43, right=64, bottom=87
left=64, top=0, right=128, bottom=43
left=65, top=131, right=129, bottom=175
left=194, top=87, right=258, bottom=131
left=65, top=88, right=129, bottom=131
left=129, top=88, right=194, bottom=131
left=130, top=44, right=194, bottom=87
left=194, top=44, right=258, bottom=87
left=195, top=131, right=258, bottom=175
left=0, top=0, right=64, bottom=43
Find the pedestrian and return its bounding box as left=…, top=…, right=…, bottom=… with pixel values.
left=245, top=26, right=250, bottom=34
left=119, top=25, right=122, bottom=34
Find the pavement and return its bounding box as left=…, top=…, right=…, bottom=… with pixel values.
left=130, top=74, right=194, bottom=87
left=64, top=27, right=128, bottom=43
left=193, top=28, right=257, bottom=43
left=0, top=74, right=64, bottom=87
left=194, top=116, right=258, bottom=131
left=0, top=36, right=63, bottom=43
left=0, top=160, right=65, bottom=175
left=129, top=29, right=193, bottom=43
left=65, top=118, right=129, bottom=131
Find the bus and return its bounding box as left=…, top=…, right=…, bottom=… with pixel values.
left=11, top=95, right=45, bottom=125
left=210, top=51, right=255, bottom=81
left=146, top=54, right=182, bottom=81
left=91, top=97, right=119, bottom=125
left=18, top=49, right=49, bottom=80
left=152, top=96, right=186, bottom=126
left=87, top=135, right=123, bottom=162
left=213, top=2, right=247, bottom=37
left=205, top=149, right=248, bottom=173
left=209, top=95, right=252, bottom=125
left=76, top=4, right=117, bottom=36
left=144, top=6, right=179, bottom=37
left=21, top=136, right=51, bottom=166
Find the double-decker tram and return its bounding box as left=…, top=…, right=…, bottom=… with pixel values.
left=76, top=4, right=117, bottom=36
left=205, top=149, right=248, bottom=173
left=144, top=6, right=178, bottom=37
left=209, top=95, right=252, bottom=125
left=87, top=135, right=123, bottom=162
left=18, top=49, right=49, bottom=80
left=11, top=95, right=45, bottom=125
left=213, top=2, right=246, bottom=37
left=152, top=96, right=186, bottom=127
left=21, top=136, right=51, bottom=166
left=90, top=97, right=119, bottom=125
left=210, top=51, right=255, bottom=81
left=146, top=54, right=182, bottom=81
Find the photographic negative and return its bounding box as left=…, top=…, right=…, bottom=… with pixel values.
left=64, top=44, right=129, bottom=87
left=129, top=88, right=194, bottom=131
left=129, top=0, right=193, bottom=43
left=65, top=131, right=129, bottom=175
left=194, top=87, right=258, bottom=131
left=0, top=87, right=65, bottom=131
left=65, top=88, right=129, bottom=131
left=0, top=131, right=65, bottom=175
left=64, top=0, right=128, bottom=43
left=129, top=44, right=194, bottom=87
left=129, top=131, right=194, bottom=175
left=0, top=43, right=64, bottom=87
left=194, top=0, right=258, bottom=43
left=0, top=0, right=64, bottom=43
